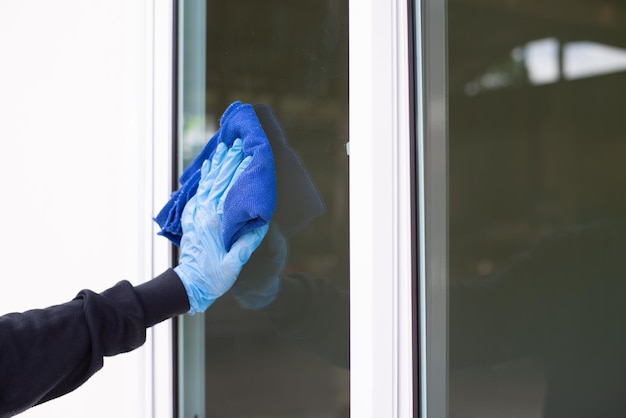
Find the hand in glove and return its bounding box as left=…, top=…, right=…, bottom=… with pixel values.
left=231, top=222, right=287, bottom=309
left=174, top=139, right=269, bottom=314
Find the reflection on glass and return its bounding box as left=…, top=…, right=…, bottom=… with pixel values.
left=178, top=0, right=349, bottom=417
left=525, top=38, right=560, bottom=85
left=464, top=38, right=626, bottom=96
left=564, top=41, right=626, bottom=80
left=449, top=1, right=626, bottom=417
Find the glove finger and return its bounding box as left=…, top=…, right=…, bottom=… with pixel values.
left=180, top=194, right=199, bottom=232
left=197, top=142, right=228, bottom=204
left=217, top=155, right=252, bottom=215
left=196, top=160, right=211, bottom=198
left=212, top=141, right=229, bottom=166
left=208, top=138, right=244, bottom=207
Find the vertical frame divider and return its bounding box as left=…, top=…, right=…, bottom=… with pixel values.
left=416, top=0, right=448, bottom=417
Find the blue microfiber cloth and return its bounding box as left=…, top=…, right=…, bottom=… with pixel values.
left=155, top=101, right=276, bottom=250
left=155, top=101, right=325, bottom=249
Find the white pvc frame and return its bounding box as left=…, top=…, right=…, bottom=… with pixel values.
left=149, top=1, right=177, bottom=417
left=417, top=0, right=448, bottom=417
left=176, top=1, right=207, bottom=417
left=349, top=0, right=415, bottom=417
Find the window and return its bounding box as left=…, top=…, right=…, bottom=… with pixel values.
left=447, top=1, right=626, bottom=417
left=175, top=1, right=350, bottom=416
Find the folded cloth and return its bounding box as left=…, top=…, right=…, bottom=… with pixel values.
left=155, top=101, right=325, bottom=248
left=155, top=101, right=276, bottom=250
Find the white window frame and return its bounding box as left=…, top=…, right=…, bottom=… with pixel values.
left=150, top=1, right=177, bottom=417
left=349, top=0, right=416, bottom=417
left=417, top=0, right=448, bottom=418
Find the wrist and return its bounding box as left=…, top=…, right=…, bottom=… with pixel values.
left=174, top=264, right=217, bottom=314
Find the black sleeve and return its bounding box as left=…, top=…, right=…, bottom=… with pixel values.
left=0, top=268, right=189, bottom=417
left=264, top=272, right=349, bottom=369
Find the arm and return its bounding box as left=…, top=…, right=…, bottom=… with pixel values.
left=0, top=269, right=188, bottom=417
left=1, top=139, right=267, bottom=417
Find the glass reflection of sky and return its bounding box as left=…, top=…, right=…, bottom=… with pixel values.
left=526, top=38, right=626, bottom=84
left=466, top=38, right=626, bottom=95
left=564, top=41, right=626, bottom=80
left=524, top=38, right=559, bottom=85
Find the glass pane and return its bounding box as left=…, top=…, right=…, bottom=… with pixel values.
left=448, top=2, right=626, bottom=417
left=177, top=0, right=350, bottom=417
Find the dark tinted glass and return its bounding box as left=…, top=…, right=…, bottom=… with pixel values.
left=448, top=2, right=626, bottom=417
left=178, top=0, right=350, bottom=416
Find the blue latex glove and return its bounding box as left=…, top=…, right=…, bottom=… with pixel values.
left=231, top=222, right=287, bottom=309
left=174, top=139, right=270, bottom=314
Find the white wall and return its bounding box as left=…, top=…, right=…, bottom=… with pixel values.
left=0, top=1, right=160, bottom=416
